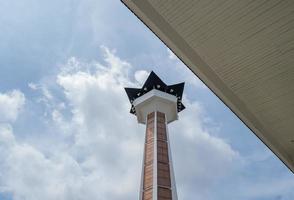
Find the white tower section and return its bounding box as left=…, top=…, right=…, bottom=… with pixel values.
left=133, top=89, right=179, bottom=124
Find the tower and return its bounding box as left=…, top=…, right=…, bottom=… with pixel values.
left=125, top=71, right=185, bottom=200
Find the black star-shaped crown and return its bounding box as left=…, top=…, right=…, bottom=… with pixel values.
left=125, top=71, right=185, bottom=115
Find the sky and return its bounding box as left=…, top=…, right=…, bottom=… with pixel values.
left=0, top=0, right=293, bottom=200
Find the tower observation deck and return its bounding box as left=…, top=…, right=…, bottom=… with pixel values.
left=125, top=71, right=185, bottom=200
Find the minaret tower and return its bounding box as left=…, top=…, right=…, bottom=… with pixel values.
left=125, top=71, right=185, bottom=200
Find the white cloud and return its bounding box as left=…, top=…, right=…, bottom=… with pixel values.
left=0, top=47, right=239, bottom=200
left=0, top=131, right=84, bottom=200
left=55, top=47, right=143, bottom=199
left=28, top=82, right=38, bottom=90
left=134, top=70, right=149, bottom=84
left=0, top=124, right=15, bottom=146
left=0, top=90, right=25, bottom=122
left=169, top=97, right=238, bottom=199
left=29, top=82, right=53, bottom=102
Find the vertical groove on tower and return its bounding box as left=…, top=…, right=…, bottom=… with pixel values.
left=156, top=112, right=172, bottom=200
left=142, top=112, right=155, bottom=200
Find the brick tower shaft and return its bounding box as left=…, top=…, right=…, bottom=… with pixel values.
left=141, top=111, right=177, bottom=200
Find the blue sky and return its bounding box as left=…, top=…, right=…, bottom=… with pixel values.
left=0, top=0, right=293, bottom=200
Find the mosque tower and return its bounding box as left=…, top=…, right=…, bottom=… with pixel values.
left=125, top=71, right=185, bottom=200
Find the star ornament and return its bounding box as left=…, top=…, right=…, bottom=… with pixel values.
left=125, top=71, right=185, bottom=115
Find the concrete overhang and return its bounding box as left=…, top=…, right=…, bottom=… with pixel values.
left=122, top=0, right=294, bottom=172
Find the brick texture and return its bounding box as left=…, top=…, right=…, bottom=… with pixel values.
left=156, top=112, right=172, bottom=200
left=143, top=112, right=154, bottom=200
left=142, top=112, right=173, bottom=200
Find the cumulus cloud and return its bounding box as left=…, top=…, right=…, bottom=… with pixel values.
left=0, top=47, right=143, bottom=200
left=169, top=97, right=238, bottom=199
left=0, top=128, right=85, bottom=200
left=134, top=70, right=149, bottom=84
left=0, top=124, right=15, bottom=146
left=0, top=90, right=25, bottom=122
left=0, top=47, right=239, bottom=200
left=28, top=82, right=38, bottom=90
